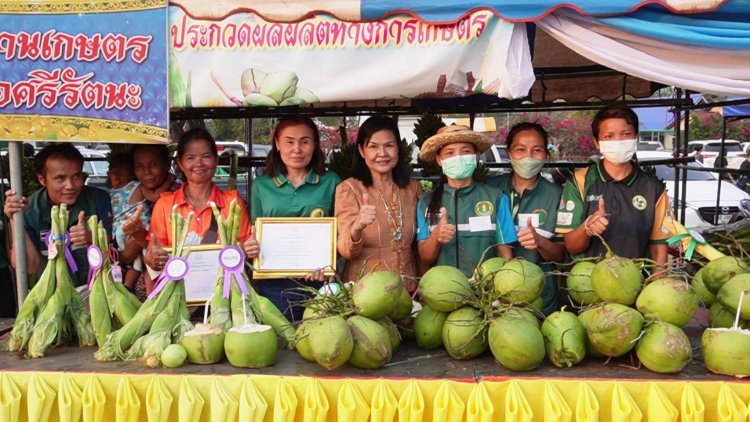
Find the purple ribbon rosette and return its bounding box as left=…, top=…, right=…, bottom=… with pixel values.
left=45, top=232, right=78, bottom=272
left=220, top=245, right=248, bottom=298
left=86, top=245, right=104, bottom=291
left=148, top=257, right=189, bottom=299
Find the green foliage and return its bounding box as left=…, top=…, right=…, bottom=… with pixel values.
left=413, top=112, right=446, bottom=178
left=1, top=154, right=40, bottom=197
left=206, top=119, right=245, bottom=142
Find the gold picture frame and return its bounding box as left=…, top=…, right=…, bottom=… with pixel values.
left=253, top=217, right=337, bottom=279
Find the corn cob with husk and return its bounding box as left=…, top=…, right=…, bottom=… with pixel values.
left=15, top=204, right=96, bottom=357
left=207, top=199, right=295, bottom=347
left=95, top=206, right=193, bottom=365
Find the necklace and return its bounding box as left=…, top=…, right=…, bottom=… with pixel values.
left=374, top=183, right=404, bottom=241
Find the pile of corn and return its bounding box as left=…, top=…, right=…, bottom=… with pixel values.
left=87, top=215, right=143, bottom=347
left=208, top=199, right=295, bottom=347
left=7, top=204, right=96, bottom=357
left=94, top=206, right=193, bottom=367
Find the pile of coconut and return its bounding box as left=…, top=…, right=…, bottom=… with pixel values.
left=295, top=271, right=414, bottom=370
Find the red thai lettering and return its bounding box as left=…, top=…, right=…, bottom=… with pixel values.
left=236, top=23, right=251, bottom=47
left=80, top=82, right=105, bottom=109
left=170, top=15, right=187, bottom=50
left=126, top=35, right=151, bottom=63
left=16, top=32, right=42, bottom=60
left=50, top=31, right=76, bottom=60
left=75, top=33, right=102, bottom=62
left=267, top=23, right=282, bottom=48
left=101, top=34, right=128, bottom=62
left=0, top=32, right=16, bottom=60
left=251, top=24, right=265, bottom=47
left=222, top=23, right=237, bottom=48
left=28, top=69, right=61, bottom=109
left=283, top=24, right=298, bottom=45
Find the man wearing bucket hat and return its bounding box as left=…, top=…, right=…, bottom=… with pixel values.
left=555, top=105, right=670, bottom=265
left=416, top=125, right=516, bottom=277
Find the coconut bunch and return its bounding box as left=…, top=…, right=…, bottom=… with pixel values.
left=702, top=290, right=750, bottom=377
left=94, top=206, right=193, bottom=368
left=87, top=215, right=143, bottom=348
left=7, top=204, right=96, bottom=357
left=412, top=258, right=550, bottom=371
left=206, top=200, right=295, bottom=354
left=296, top=271, right=411, bottom=370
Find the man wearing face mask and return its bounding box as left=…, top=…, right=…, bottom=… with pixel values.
left=555, top=105, right=670, bottom=265
left=488, top=122, right=565, bottom=314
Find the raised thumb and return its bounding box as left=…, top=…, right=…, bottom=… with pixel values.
left=77, top=210, right=85, bottom=225
left=362, top=192, right=370, bottom=206
left=526, top=217, right=533, bottom=228
left=250, top=225, right=256, bottom=238
left=598, top=198, right=606, bottom=214
left=152, top=237, right=161, bottom=249
left=439, top=207, right=449, bottom=224
left=131, top=204, right=144, bottom=221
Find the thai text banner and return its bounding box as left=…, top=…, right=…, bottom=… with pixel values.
left=169, top=6, right=534, bottom=107
left=0, top=8, right=168, bottom=144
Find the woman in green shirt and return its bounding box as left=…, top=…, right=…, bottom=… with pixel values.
left=247, top=116, right=341, bottom=321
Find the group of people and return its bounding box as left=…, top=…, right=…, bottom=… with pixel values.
left=4, top=104, right=671, bottom=321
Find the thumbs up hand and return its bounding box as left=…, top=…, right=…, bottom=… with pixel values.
left=432, top=207, right=456, bottom=244
left=518, top=217, right=539, bottom=250
left=243, top=225, right=260, bottom=259
left=354, top=193, right=377, bottom=233
left=146, top=237, right=170, bottom=271
left=584, top=198, right=610, bottom=237
left=122, top=204, right=146, bottom=237
left=69, top=210, right=91, bottom=246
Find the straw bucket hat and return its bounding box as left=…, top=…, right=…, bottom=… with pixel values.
left=419, top=125, right=493, bottom=162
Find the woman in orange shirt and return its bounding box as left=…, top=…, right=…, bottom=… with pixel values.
left=144, top=128, right=258, bottom=272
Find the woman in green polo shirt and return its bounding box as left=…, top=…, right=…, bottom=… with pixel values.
left=247, top=116, right=341, bottom=321
left=416, top=125, right=516, bottom=277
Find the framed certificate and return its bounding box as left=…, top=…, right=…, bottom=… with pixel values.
left=253, top=217, right=337, bottom=279
left=167, top=244, right=222, bottom=305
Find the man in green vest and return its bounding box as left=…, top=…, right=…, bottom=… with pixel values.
left=488, top=122, right=565, bottom=315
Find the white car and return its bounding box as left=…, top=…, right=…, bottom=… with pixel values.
left=637, top=151, right=749, bottom=230
left=688, top=139, right=745, bottom=169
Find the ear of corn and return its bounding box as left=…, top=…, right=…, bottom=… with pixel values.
left=209, top=275, right=232, bottom=332
left=89, top=278, right=111, bottom=347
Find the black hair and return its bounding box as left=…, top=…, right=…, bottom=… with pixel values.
left=692, top=144, right=704, bottom=152
left=505, top=122, right=549, bottom=150
left=264, top=116, right=325, bottom=178
left=34, top=143, right=84, bottom=176
left=591, top=105, right=639, bottom=140
left=351, top=115, right=410, bottom=189
left=132, top=144, right=171, bottom=166
left=176, top=127, right=218, bottom=160
left=108, top=152, right=133, bottom=172
left=427, top=175, right=448, bottom=216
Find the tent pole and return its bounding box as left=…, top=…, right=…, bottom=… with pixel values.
left=680, top=89, right=690, bottom=224
left=673, top=89, right=682, bottom=222
left=714, top=115, right=728, bottom=225
left=8, top=141, right=28, bottom=306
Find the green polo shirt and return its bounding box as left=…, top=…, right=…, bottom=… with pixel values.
left=416, top=182, right=517, bottom=277
left=488, top=172, right=563, bottom=314
left=251, top=171, right=341, bottom=222
left=25, top=186, right=113, bottom=287
left=555, top=161, right=671, bottom=259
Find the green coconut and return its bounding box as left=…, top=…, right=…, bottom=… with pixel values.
left=635, top=277, right=698, bottom=327
left=347, top=316, right=393, bottom=369
left=566, top=261, right=600, bottom=305
left=493, top=259, right=545, bottom=304
left=489, top=316, right=545, bottom=371
left=524, top=296, right=545, bottom=315
left=303, top=305, right=331, bottom=320
left=308, top=315, right=354, bottom=370
left=708, top=302, right=747, bottom=328
left=503, top=307, right=540, bottom=329
left=442, top=306, right=488, bottom=360
left=352, top=271, right=404, bottom=319
left=582, top=303, right=644, bottom=357
left=717, top=274, right=750, bottom=320
left=702, top=327, right=750, bottom=378
left=225, top=324, right=278, bottom=368
left=541, top=308, right=586, bottom=368
left=181, top=323, right=225, bottom=364
left=591, top=256, right=643, bottom=305
left=473, top=257, right=507, bottom=286
left=577, top=309, right=604, bottom=358
left=377, top=317, right=401, bottom=351
left=161, top=344, right=187, bottom=368
left=692, top=267, right=716, bottom=307
left=702, top=256, right=750, bottom=294
left=294, top=320, right=316, bottom=362
left=414, top=305, right=448, bottom=350
left=388, top=288, right=414, bottom=321
left=418, top=266, right=472, bottom=312
left=635, top=321, right=692, bottom=374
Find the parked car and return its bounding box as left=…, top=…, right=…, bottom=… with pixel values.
left=688, top=140, right=745, bottom=169
left=216, top=140, right=250, bottom=156
left=638, top=151, right=750, bottom=230
left=79, top=150, right=109, bottom=190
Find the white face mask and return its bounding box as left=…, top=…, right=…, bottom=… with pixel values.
left=510, top=157, right=544, bottom=179
left=599, top=139, right=637, bottom=164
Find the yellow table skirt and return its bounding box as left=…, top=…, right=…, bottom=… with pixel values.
left=1, top=371, right=750, bottom=422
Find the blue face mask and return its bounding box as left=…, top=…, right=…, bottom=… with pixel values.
left=440, top=154, right=477, bottom=180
